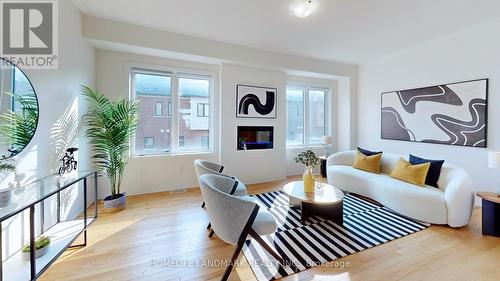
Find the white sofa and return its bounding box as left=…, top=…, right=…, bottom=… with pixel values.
left=327, top=151, right=474, bottom=227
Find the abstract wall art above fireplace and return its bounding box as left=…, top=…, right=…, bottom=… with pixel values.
left=381, top=79, right=488, bottom=148
left=236, top=84, right=277, bottom=118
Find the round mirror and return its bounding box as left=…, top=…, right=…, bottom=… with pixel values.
left=0, top=58, right=39, bottom=159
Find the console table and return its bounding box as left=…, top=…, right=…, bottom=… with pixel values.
left=0, top=171, right=98, bottom=281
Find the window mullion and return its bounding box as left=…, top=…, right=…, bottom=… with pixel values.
left=130, top=72, right=137, bottom=156
left=304, top=88, right=309, bottom=146
left=171, top=73, right=179, bottom=153
left=325, top=90, right=330, bottom=136
left=208, top=82, right=214, bottom=151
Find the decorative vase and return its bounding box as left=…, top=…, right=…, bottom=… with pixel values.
left=303, top=166, right=315, bottom=193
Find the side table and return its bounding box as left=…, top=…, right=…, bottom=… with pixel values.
left=477, top=192, right=500, bottom=237
left=319, top=156, right=327, bottom=178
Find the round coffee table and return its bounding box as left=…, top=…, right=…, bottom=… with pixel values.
left=283, top=181, right=344, bottom=224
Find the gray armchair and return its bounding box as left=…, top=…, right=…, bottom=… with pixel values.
left=199, top=174, right=283, bottom=281
left=194, top=159, right=247, bottom=207
left=194, top=159, right=248, bottom=237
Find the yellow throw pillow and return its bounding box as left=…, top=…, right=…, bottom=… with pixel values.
left=353, top=151, right=382, bottom=173
left=390, top=158, right=431, bottom=186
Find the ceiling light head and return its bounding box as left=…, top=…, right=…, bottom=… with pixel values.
left=291, top=0, right=315, bottom=18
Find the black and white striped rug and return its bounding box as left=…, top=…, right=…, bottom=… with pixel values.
left=242, top=191, right=430, bottom=281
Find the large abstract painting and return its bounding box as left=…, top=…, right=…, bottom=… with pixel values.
left=236, top=84, right=277, bottom=118
left=381, top=79, right=488, bottom=147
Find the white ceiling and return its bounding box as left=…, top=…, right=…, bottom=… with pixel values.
left=73, top=0, right=500, bottom=65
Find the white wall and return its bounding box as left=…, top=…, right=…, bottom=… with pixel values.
left=1, top=0, right=95, bottom=259
left=220, top=64, right=287, bottom=184
left=357, top=17, right=500, bottom=202
left=95, top=49, right=220, bottom=198
left=82, top=15, right=357, bottom=80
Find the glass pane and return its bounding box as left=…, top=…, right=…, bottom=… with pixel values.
left=178, top=77, right=210, bottom=151
left=308, top=90, right=326, bottom=144
left=134, top=73, right=171, bottom=155
left=144, top=137, right=154, bottom=149
left=155, top=101, right=163, bottom=116
left=13, top=67, right=36, bottom=113
left=204, top=104, right=209, bottom=117
left=286, top=88, right=304, bottom=145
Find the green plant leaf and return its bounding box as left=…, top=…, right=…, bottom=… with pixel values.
left=0, top=92, right=39, bottom=157
left=22, top=236, right=50, bottom=252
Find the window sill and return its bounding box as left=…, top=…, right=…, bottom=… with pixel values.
left=286, top=145, right=325, bottom=150
left=131, top=150, right=214, bottom=159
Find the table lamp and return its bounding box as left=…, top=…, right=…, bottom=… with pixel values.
left=488, top=151, right=500, bottom=197
left=322, top=136, right=333, bottom=157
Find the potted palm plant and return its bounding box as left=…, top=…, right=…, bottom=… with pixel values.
left=82, top=86, right=139, bottom=212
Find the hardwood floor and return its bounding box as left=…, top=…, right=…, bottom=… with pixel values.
left=40, top=176, right=500, bottom=281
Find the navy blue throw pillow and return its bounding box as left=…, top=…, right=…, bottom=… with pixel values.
left=357, top=147, right=382, bottom=156
left=409, top=154, right=445, bottom=188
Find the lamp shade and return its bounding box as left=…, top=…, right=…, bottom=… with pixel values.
left=488, top=151, right=500, bottom=168
left=322, top=136, right=333, bottom=145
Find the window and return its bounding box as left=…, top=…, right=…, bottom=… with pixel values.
left=197, top=103, right=209, bottom=117
left=131, top=68, right=212, bottom=156
left=286, top=85, right=329, bottom=146
left=144, top=137, right=155, bottom=149
left=286, top=88, right=304, bottom=145
left=154, top=101, right=163, bottom=117
left=178, top=77, right=211, bottom=151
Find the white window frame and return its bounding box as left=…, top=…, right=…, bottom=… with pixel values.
left=130, top=66, right=215, bottom=157
left=286, top=84, right=331, bottom=148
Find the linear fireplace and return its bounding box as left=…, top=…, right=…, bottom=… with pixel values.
left=237, top=126, right=273, bottom=150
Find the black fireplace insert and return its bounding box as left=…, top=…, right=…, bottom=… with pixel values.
left=237, top=126, right=273, bottom=150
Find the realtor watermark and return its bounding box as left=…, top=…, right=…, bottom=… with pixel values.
left=150, top=258, right=351, bottom=269
left=0, top=0, right=58, bottom=69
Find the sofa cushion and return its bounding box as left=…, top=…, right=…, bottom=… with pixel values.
left=409, top=154, right=445, bottom=188
left=353, top=151, right=382, bottom=173
left=357, top=147, right=383, bottom=156
left=390, top=158, right=431, bottom=186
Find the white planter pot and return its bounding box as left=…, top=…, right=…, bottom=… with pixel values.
left=0, top=189, right=12, bottom=208
left=22, top=246, right=49, bottom=261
